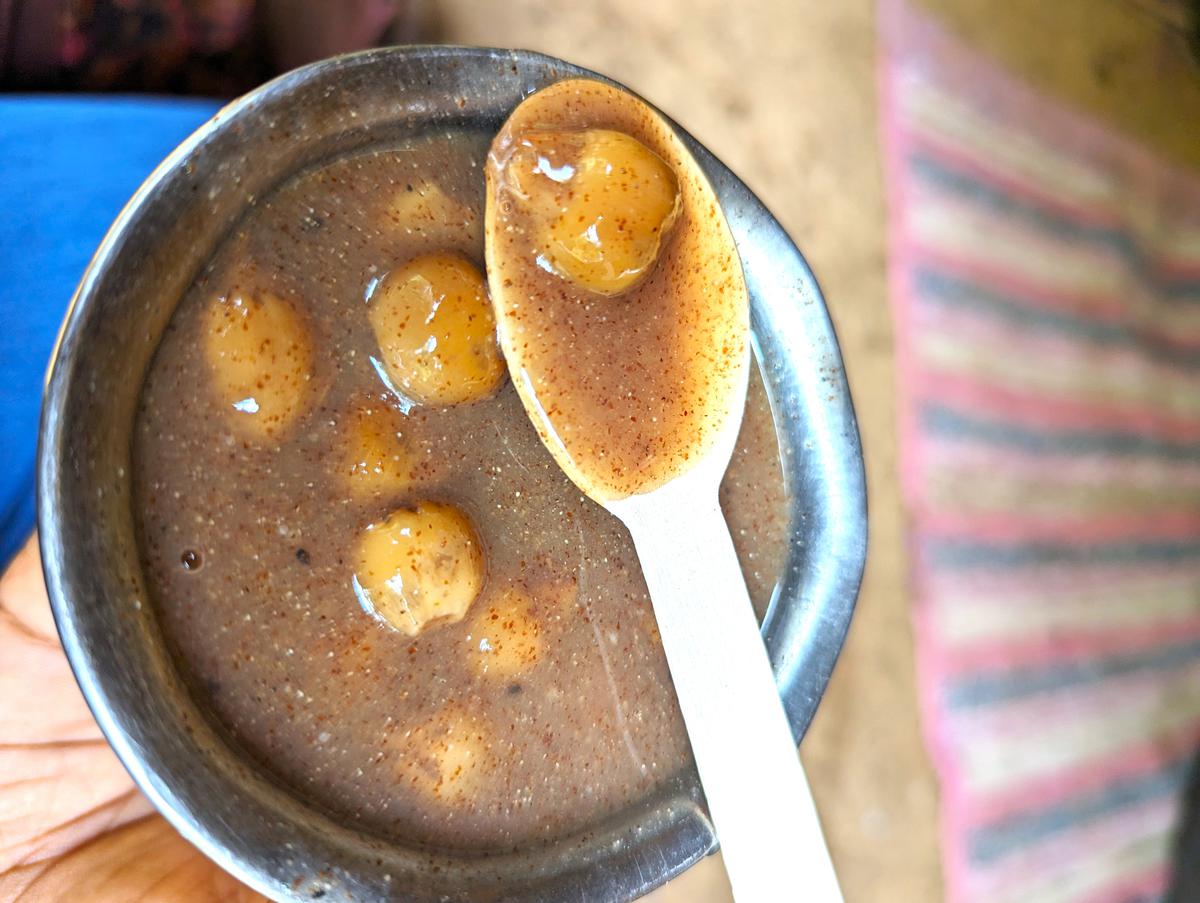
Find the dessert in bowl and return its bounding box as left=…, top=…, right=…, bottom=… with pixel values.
left=39, top=48, right=865, bottom=901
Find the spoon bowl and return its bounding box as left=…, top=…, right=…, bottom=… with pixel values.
left=39, top=46, right=867, bottom=901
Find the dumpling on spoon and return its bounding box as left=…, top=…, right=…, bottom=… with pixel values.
left=484, top=78, right=748, bottom=503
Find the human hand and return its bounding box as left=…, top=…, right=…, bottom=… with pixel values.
left=0, top=536, right=261, bottom=901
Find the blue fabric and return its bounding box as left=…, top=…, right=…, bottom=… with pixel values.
left=0, top=96, right=221, bottom=570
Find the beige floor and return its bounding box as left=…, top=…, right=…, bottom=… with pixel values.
left=436, top=2, right=1200, bottom=900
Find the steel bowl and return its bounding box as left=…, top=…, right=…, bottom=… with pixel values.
left=38, top=47, right=866, bottom=901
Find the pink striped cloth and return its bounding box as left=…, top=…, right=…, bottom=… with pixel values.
left=879, top=2, right=1200, bottom=901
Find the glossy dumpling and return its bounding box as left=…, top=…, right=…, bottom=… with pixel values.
left=202, top=286, right=316, bottom=440
left=353, top=502, right=486, bottom=636
left=367, top=252, right=506, bottom=407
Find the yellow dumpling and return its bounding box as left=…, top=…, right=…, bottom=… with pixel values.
left=202, top=288, right=315, bottom=439
left=367, top=253, right=505, bottom=406
left=337, top=398, right=421, bottom=501
left=385, top=179, right=482, bottom=249
left=352, top=502, right=485, bottom=636
left=466, top=586, right=544, bottom=681
left=503, top=129, right=680, bottom=296
left=392, top=706, right=490, bottom=804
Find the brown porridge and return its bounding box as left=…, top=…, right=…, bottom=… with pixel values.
left=133, top=128, right=790, bottom=853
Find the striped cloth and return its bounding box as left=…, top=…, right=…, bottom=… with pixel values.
left=880, top=3, right=1200, bottom=901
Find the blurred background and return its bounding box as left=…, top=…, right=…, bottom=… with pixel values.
left=3, top=1, right=1200, bottom=901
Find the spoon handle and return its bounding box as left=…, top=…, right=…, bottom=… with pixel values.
left=620, top=490, right=842, bottom=903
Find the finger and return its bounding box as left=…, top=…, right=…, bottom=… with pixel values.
left=0, top=532, right=151, bottom=873
left=0, top=535, right=56, bottom=641
left=0, top=814, right=266, bottom=902
left=0, top=756, right=152, bottom=874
